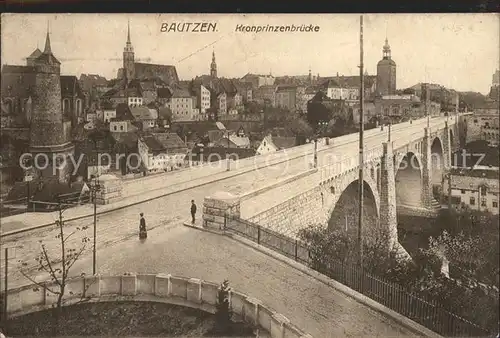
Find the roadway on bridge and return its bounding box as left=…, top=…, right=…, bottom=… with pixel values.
left=1, top=116, right=451, bottom=282
left=1, top=116, right=450, bottom=336
left=5, top=224, right=418, bottom=337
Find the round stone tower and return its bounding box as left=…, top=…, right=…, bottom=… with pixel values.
left=376, top=38, right=397, bottom=96
left=30, top=27, right=74, bottom=183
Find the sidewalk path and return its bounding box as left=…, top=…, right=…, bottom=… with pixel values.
left=1, top=156, right=315, bottom=282
left=5, top=225, right=417, bottom=337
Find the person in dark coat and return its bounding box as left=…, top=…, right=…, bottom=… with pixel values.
left=191, top=200, right=197, bottom=224
left=139, top=213, right=147, bottom=238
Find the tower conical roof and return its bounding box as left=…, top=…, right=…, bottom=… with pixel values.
left=28, top=48, right=42, bottom=59
left=36, top=24, right=61, bottom=65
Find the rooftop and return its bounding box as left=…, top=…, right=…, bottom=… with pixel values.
left=450, top=167, right=499, bottom=180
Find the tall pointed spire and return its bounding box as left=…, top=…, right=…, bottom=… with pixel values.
left=44, top=21, right=52, bottom=54
left=127, top=19, right=131, bottom=44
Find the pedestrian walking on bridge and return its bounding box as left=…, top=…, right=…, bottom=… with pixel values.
left=191, top=200, right=197, bottom=224
left=139, top=212, right=147, bottom=239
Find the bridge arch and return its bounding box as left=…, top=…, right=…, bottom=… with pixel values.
left=395, top=151, right=423, bottom=208
left=431, top=136, right=444, bottom=187
left=327, top=178, right=379, bottom=240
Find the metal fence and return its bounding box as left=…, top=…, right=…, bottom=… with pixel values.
left=224, top=215, right=493, bottom=337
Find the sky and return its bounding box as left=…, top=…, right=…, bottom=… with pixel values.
left=1, top=13, right=499, bottom=94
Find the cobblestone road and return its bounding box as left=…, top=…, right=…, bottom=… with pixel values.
left=7, top=225, right=416, bottom=337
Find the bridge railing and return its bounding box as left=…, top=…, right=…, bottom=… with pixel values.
left=224, top=215, right=493, bottom=337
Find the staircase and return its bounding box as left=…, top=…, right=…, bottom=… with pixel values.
left=430, top=198, right=441, bottom=211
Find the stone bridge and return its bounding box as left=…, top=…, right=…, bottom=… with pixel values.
left=5, top=273, right=311, bottom=338
left=204, top=114, right=465, bottom=260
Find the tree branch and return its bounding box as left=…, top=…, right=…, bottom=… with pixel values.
left=41, top=245, right=63, bottom=287
left=19, top=269, right=60, bottom=295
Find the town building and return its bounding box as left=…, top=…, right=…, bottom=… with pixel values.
left=376, top=38, right=397, bottom=96
left=302, top=87, right=319, bottom=113
left=374, top=94, right=424, bottom=121
left=447, top=166, right=499, bottom=215
left=79, top=73, right=108, bottom=111
left=128, top=96, right=143, bottom=107
left=109, top=103, right=138, bottom=133
left=321, top=73, right=377, bottom=102
left=275, top=85, right=297, bottom=110
left=60, top=75, right=85, bottom=126
left=240, top=73, right=275, bottom=88
left=467, top=100, right=499, bottom=145
left=116, top=21, right=179, bottom=86
left=167, top=87, right=198, bottom=121
left=254, top=85, right=277, bottom=106
left=130, top=106, right=158, bottom=129
left=137, top=132, right=188, bottom=173
left=256, top=135, right=297, bottom=155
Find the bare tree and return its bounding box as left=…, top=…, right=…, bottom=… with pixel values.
left=18, top=200, right=93, bottom=335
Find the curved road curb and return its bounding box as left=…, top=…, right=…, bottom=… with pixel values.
left=182, top=223, right=442, bottom=338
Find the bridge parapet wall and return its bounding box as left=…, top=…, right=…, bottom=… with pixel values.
left=6, top=273, right=311, bottom=338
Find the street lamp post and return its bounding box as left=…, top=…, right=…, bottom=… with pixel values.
left=90, top=177, right=101, bottom=275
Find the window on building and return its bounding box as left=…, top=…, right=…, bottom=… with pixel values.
left=120, top=125, right=124, bottom=131
left=113, top=125, right=117, bottom=131
left=493, top=201, right=498, bottom=208
left=63, top=98, right=70, bottom=114
left=480, top=186, right=487, bottom=196
left=461, top=189, right=465, bottom=194
left=474, top=119, right=478, bottom=123
left=481, top=198, right=487, bottom=207
left=470, top=197, right=475, bottom=205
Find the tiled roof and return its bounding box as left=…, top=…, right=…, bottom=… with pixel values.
left=61, top=75, right=84, bottom=98
left=130, top=106, right=157, bottom=120
left=450, top=167, right=499, bottom=180
left=157, top=87, right=172, bottom=99
left=322, top=75, right=376, bottom=89
left=152, top=132, right=188, bottom=153
left=115, top=103, right=135, bottom=121
left=208, top=130, right=224, bottom=142
left=186, top=146, right=256, bottom=162
left=79, top=74, right=108, bottom=91
left=229, top=135, right=250, bottom=147
left=158, top=107, right=172, bottom=119
left=35, top=52, right=60, bottom=65
left=134, top=62, right=179, bottom=86
left=27, top=48, right=42, bottom=59
left=172, top=88, right=191, bottom=98
left=474, top=100, right=499, bottom=110
left=111, top=132, right=139, bottom=149
left=141, top=134, right=165, bottom=152
left=272, top=136, right=296, bottom=149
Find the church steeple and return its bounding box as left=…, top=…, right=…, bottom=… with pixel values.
left=123, top=19, right=135, bottom=82
left=44, top=22, right=52, bottom=54
left=383, top=37, right=391, bottom=59
left=210, top=50, right=217, bottom=78
left=127, top=19, right=131, bottom=44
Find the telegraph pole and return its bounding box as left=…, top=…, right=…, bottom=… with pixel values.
left=358, top=15, right=365, bottom=266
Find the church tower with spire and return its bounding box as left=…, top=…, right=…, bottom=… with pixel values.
left=210, top=50, right=217, bottom=78
left=376, top=38, right=397, bottom=96
left=123, top=20, right=136, bottom=82
left=30, top=24, right=74, bottom=183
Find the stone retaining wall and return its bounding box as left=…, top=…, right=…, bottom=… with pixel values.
left=6, top=273, right=312, bottom=338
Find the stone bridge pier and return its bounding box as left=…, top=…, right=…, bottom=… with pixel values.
left=201, top=116, right=462, bottom=263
